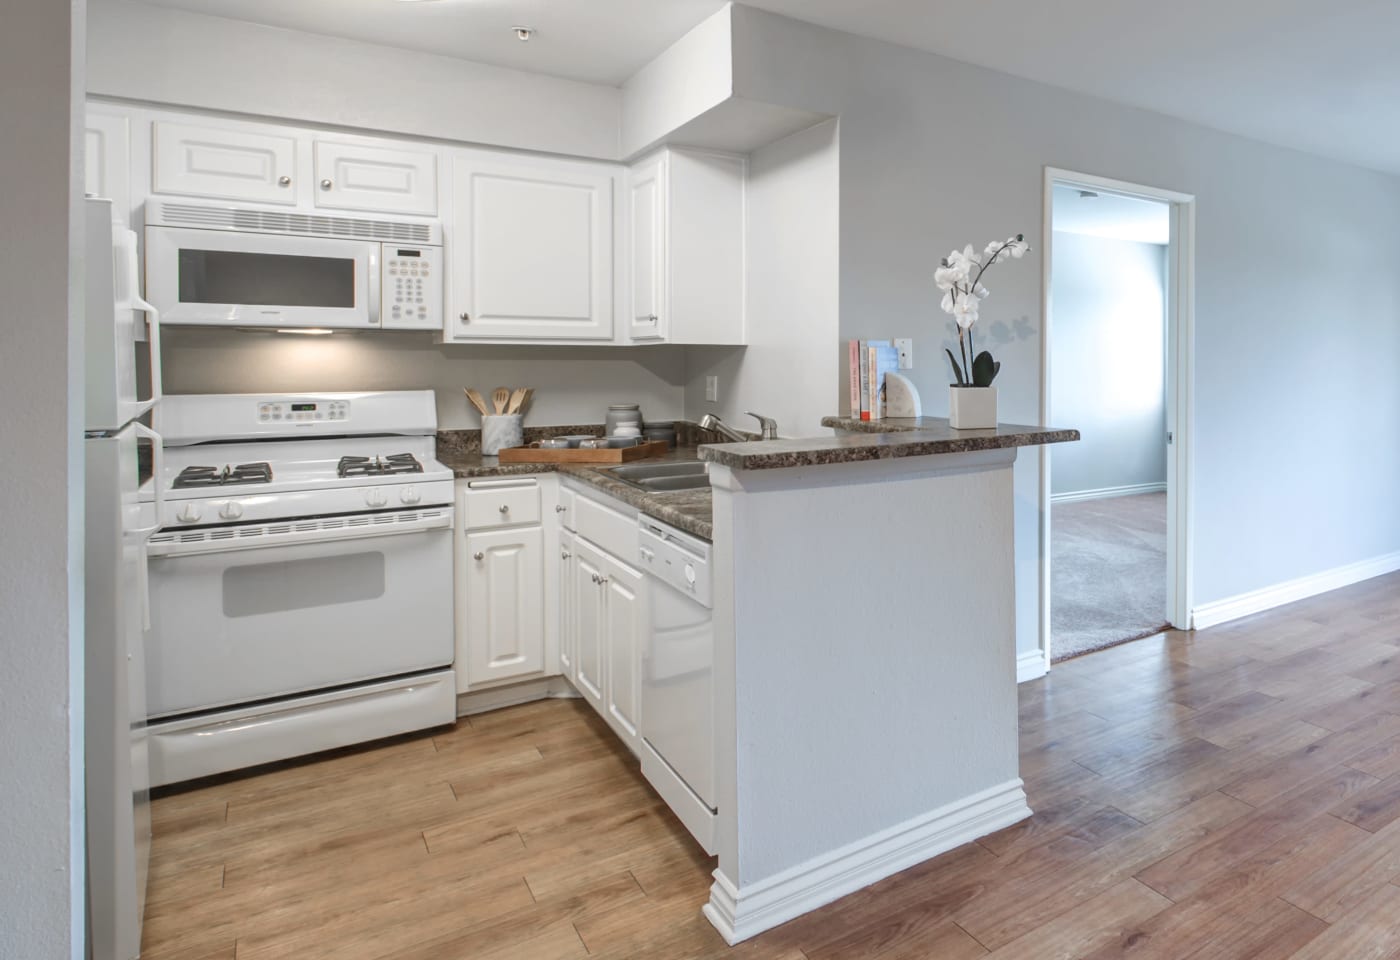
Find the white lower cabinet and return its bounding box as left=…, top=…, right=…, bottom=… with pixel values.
left=557, top=529, right=577, bottom=683
left=572, top=537, right=647, bottom=753
left=455, top=481, right=546, bottom=692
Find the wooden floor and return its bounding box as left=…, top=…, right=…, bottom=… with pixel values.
left=144, top=571, right=1400, bottom=960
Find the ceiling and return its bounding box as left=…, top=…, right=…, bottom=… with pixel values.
left=119, top=0, right=1400, bottom=176
left=1051, top=185, right=1170, bottom=245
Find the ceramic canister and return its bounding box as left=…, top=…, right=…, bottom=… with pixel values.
left=482, top=414, right=524, bottom=455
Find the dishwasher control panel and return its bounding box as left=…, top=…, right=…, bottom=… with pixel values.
left=638, top=518, right=712, bottom=609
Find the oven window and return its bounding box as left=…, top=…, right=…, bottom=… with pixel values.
left=179, top=249, right=356, bottom=307
left=222, top=552, right=385, bottom=618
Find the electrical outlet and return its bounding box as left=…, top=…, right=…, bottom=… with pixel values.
left=705, top=375, right=719, bottom=402
left=895, top=338, right=914, bottom=369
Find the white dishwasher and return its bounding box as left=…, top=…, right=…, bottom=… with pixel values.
left=637, top=516, right=717, bottom=853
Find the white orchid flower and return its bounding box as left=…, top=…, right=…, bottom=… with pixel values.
left=974, top=283, right=990, bottom=300
left=940, top=290, right=956, bottom=314
left=1010, top=241, right=1028, bottom=259
left=934, top=264, right=962, bottom=291
left=946, top=245, right=979, bottom=275
left=952, top=292, right=980, bottom=329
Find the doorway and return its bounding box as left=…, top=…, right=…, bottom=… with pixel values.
left=1039, top=169, right=1195, bottom=667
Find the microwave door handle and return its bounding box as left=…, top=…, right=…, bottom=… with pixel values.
left=116, top=229, right=163, bottom=406
left=368, top=247, right=381, bottom=328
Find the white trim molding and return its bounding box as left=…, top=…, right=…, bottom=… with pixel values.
left=1191, top=550, right=1400, bottom=630
left=1051, top=482, right=1167, bottom=505
left=703, top=779, right=1030, bottom=944
left=1016, top=649, right=1048, bottom=683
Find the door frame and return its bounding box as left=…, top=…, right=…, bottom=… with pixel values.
left=1038, top=167, right=1197, bottom=674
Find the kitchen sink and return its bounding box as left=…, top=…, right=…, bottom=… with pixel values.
left=606, top=459, right=710, bottom=491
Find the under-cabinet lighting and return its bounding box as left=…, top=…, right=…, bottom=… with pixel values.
left=275, top=328, right=336, bottom=336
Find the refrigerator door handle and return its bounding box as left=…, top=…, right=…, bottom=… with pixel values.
left=132, top=423, right=164, bottom=536
left=115, top=229, right=162, bottom=407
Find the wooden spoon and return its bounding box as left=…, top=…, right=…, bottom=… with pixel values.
left=463, top=388, right=489, bottom=416
left=493, top=387, right=510, bottom=415
left=507, top=387, right=527, bottom=414
left=520, top=388, right=534, bottom=414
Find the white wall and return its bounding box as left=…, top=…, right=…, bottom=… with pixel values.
left=684, top=119, right=841, bottom=435
left=0, top=0, right=85, bottom=956
left=159, top=330, right=687, bottom=429
left=1050, top=231, right=1167, bottom=497
left=622, top=4, right=734, bottom=158
left=728, top=5, right=1400, bottom=644
left=87, top=0, right=622, bottom=160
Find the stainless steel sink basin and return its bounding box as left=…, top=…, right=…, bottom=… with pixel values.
left=606, top=459, right=709, bottom=491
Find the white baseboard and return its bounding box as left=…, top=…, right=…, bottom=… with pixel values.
left=455, top=675, right=579, bottom=717
left=703, top=778, right=1030, bottom=944
left=1051, top=481, right=1166, bottom=504
left=1191, top=549, right=1400, bottom=630
left=1016, top=649, right=1048, bottom=683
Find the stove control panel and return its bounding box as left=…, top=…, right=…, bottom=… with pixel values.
left=258, top=399, right=351, bottom=424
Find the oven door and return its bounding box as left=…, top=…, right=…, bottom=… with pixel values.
left=145, top=509, right=452, bottom=718
left=145, top=225, right=379, bottom=329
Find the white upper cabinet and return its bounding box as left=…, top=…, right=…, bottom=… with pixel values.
left=313, top=140, right=437, bottom=216
left=449, top=153, right=617, bottom=341
left=85, top=111, right=131, bottom=226
left=627, top=148, right=745, bottom=345
left=152, top=121, right=298, bottom=206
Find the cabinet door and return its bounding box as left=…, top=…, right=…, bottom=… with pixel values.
left=462, top=526, right=545, bottom=688
left=152, top=121, right=298, bottom=205
left=602, top=557, right=646, bottom=750
left=450, top=154, right=615, bottom=340
left=628, top=153, right=666, bottom=341
left=558, top=530, right=577, bottom=682
left=573, top=542, right=606, bottom=710
left=314, top=140, right=437, bottom=216
left=85, top=111, right=131, bottom=226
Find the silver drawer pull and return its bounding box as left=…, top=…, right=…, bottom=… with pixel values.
left=473, top=552, right=484, bottom=561
left=499, top=505, right=510, bottom=514
left=561, top=550, right=572, bottom=560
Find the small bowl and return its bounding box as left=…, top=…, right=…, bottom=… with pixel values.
left=530, top=438, right=571, bottom=449
left=578, top=438, right=606, bottom=449
left=561, top=434, right=598, bottom=448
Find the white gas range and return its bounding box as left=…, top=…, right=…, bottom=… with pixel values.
left=141, top=391, right=457, bottom=787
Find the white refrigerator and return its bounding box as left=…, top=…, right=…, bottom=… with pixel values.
left=84, top=196, right=163, bottom=960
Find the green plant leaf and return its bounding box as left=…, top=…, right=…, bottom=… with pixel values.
left=945, top=348, right=966, bottom=385
left=972, top=350, right=1000, bottom=387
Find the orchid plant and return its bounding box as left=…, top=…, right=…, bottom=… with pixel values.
left=936, top=233, right=1030, bottom=388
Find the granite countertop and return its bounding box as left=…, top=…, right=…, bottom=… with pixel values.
left=436, top=444, right=714, bottom=541
left=697, top=417, right=1079, bottom=471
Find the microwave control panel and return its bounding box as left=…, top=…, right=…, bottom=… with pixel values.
left=382, top=245, right=443, bottom=330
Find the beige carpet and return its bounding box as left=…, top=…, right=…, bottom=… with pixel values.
left=1051, top=491, right=1168, bottom=661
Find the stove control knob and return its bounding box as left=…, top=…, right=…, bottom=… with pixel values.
left=684, top=563, right=697, bottom=589
left=365, top=488, right=388, bottom=508
left=176, top=503, right=202, bottom=524
left=218, top=502, right=244, bottom=521
left=399, top=486, right=421, bottom=505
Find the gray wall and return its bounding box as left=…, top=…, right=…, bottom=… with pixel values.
left=730, top=6, right=1400, bottom=648
left=684, top=119, right=842, bottom=434
left=159, top=330, right=688, bottom=430
left=1049, top=231, right=1167, bottom=497
left=0, top=0, right=86, bottom=957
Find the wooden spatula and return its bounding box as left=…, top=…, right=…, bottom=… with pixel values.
left=519, top=388, right=534, bottom=414
left=507, top=387, right=527, bottom=414
left=493, top=387, right=510, bottom=415
left=463, top=388, right=489, bottom=416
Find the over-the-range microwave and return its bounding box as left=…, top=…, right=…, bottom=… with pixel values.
left=144, top=200, right=443, bottom=331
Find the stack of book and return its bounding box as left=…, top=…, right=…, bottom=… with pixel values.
left=847, top=340, right=900, bottom=420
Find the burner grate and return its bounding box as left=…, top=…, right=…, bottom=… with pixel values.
left=173, top=462, right=273, bottom=489
left=337, top=453, right=424, bottom=478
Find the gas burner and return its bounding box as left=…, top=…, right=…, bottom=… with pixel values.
left=337, top=453, right=424, bottom=478
left=173, top=462, right=273, bottom=489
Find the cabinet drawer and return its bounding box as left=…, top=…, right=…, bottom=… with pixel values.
left=153, top=121, right=298, bottom=205
left=464, top=480, right=541, bottom=529
left=575, top=490, right=638, bottom=560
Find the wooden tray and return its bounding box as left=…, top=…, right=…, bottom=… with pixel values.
left=496, top=440, right=670, bottom=464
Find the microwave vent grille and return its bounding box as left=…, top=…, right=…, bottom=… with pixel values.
left=155, top=202, right=434, bottom=244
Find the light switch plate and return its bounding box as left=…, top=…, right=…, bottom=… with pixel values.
left=895, top=338, right=914, bottom=369
left=705, top=375, right=718, bottom=402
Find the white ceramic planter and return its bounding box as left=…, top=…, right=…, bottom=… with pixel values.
left=948, top=386, right=997, bottom=430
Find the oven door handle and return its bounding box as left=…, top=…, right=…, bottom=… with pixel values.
left=147, top=509, right=453, bottom=559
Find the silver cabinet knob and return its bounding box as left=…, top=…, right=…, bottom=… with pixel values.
left=598, top=575, right=609, bottom=585
left=555, top=505, right=567, bottom=513
left=499, top=504, right=510, bottom=514
left=561, top=550, right=571, bottom=560
left=590, top=573, right=599, bottom=584
left=320, top=179, right=333, bottom=190
left=278, top=175, right=291, bottom=186
left=473, top=551, right=485, bottom=561
left=459, top=312, right=470, bottom=322
left=648, top=314, right=658, bottom=323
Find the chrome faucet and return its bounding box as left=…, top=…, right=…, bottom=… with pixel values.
left=699, top=412, right=779, bottom=442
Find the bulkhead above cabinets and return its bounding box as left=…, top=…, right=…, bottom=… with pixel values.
left=85, top=101, right=747, bottom=347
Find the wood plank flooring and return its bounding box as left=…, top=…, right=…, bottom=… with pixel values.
left=144, top=571, right=1400, bottom=959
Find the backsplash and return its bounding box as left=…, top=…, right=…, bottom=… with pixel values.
left=436, top=420, right=752, bottom=456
